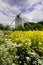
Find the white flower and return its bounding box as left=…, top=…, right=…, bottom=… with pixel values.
left=26, top=57, right=31, bottom=61
left=15, top=56, right=19, bottom=59
left=24, top=63, right=27, bottom=65
left=12, top=63, right=16, bottom=65
left=19, top=61, right=22, bottom=64
left=38, top=59, right=43, bottom=64
left=17, top=44, right=22, bottom=47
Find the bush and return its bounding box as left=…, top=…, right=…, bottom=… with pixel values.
left=3, top=25, right=11, bottom=30
left=14, top=21, right=43, bottom=31
left=0, top=24, right=12, bottom=31
left=0, top=24, right=3, bottom=30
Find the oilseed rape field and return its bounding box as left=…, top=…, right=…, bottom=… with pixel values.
left=0, top=30, right=43, bottom=65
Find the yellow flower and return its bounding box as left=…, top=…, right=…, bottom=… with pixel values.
left=39, top=42, right=42, bottom=45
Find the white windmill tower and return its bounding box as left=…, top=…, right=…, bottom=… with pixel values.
left=10, top=3, right=29, bottom=28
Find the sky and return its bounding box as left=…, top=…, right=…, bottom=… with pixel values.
left=0, top=0, right=43, bottom=26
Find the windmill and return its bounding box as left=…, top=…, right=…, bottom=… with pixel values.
left=10, top=3, right=29, bottom=28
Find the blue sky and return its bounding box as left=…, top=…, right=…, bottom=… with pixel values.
left=0, top=0, right=43, bottom=26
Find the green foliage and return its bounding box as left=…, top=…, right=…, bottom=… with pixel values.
left=24, top=22, right=43, bottom=31
left=13, top=25, right=25, bottom=31
left=0, top=24, right=12, bottom=31
left=0, top=24, right=3, bottom=30
left=0, top=21, right=43, bottom=31
left=14, top=21, right=43, bottom=31
left=3, top=25, right=11, bottom=30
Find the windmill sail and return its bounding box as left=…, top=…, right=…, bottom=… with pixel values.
left=18, top=3, right=29, bottom=15
left=10, top=3, right=29, bottom=27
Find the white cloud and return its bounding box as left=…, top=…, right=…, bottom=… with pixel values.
left=0, top=0, right=16, bottom=25
left=21, top=0, right=43, bottom=22
left=0, top=0, right=43, bottom=26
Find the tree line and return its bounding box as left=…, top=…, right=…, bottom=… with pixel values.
left=0, top=21, right=43, bottom=31
left=14, top=21, right=43, bottom=31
